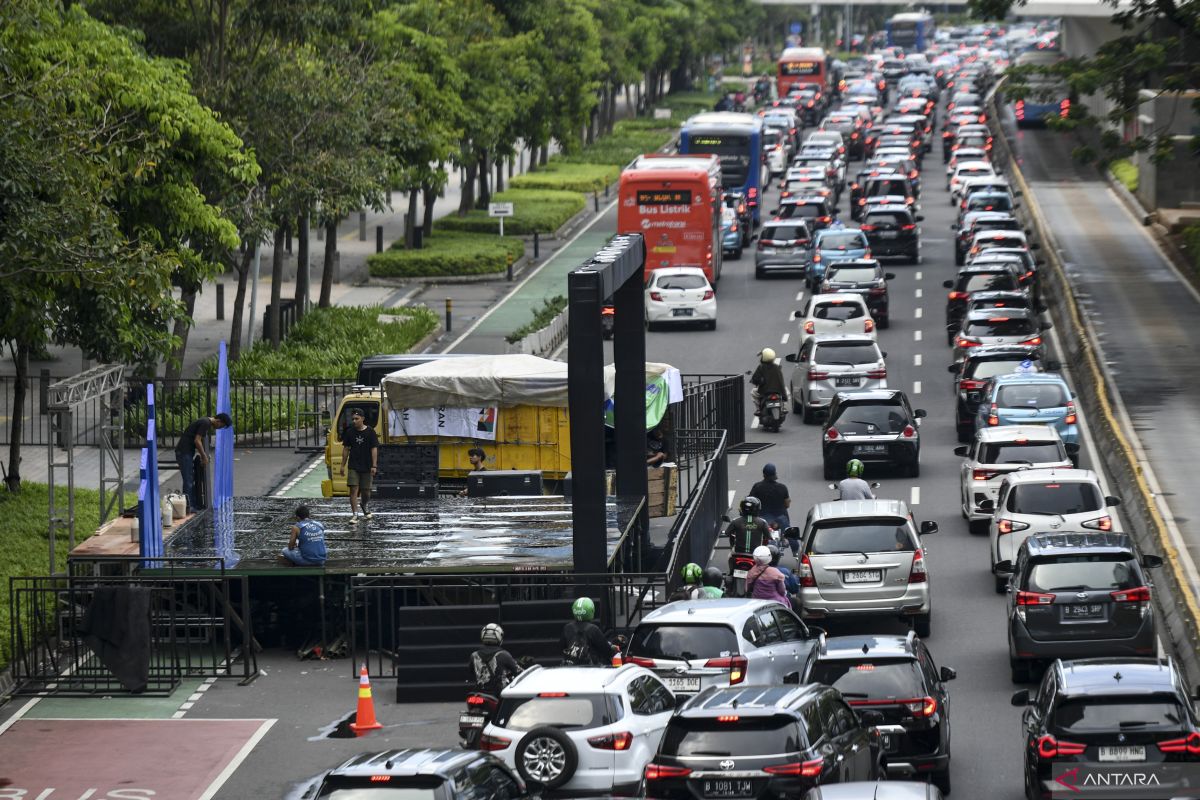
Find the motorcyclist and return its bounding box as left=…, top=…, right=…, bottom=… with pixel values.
left=837, top=458, right=877, bottom=500
left=669, top=562, right=707, bottom=601
left=726, top=496, right=772, bottom=557
left=746, top=546, right=791, bottom=607
left=750, top=462, right=793, bottom=554
left=560, top=597, right=616, bottom=666
left=701, top=566, right=725, bottom=598
left=750, top=348, right=788, bottom=417
left=754, top=74, right=772, bottom=103
left=468, top=623, right=521, bottom=695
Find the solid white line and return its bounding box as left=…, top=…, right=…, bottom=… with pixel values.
left=913, top=380, right=922, bottom=394
left=911, top=486, right=921, bottom=505
left=0, top=697, right=41, bottom=736
left=172, top=711, right=187, bottom=719
left=737, top=454, right=749, bottom=467
left=915, top=307, right=923, bottom=319
left=751, top=416, right=760, bottom=430
left=914, top=288, right=923, bottom=299
left=197, top=719, right=277, bottom=800
left=915, top=271, right=923, bottom=280
left=445, top=197, right=619, bottom=352
left=780, top=332, right=790, bottom=345
left=914, top=330, right=923, bottom=342
left=727, top=489, right=737, bottom=508
left=914, top=354, right=922, bottom=367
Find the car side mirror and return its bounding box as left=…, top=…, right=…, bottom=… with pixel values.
left=783, top=526, right=800, bottom=539
left=914, top=409, right=927, bottom=418
left=943, top=279, right=954, bottom=289
left=1142, top=554, right=1164, bottom=569
left=885, top=273, right=896, bottom=280
left=954, top=445, right=969, bottom=457
left=995, top=559, right=1013, bottom=574
left=919, top=521, right=939, bottom=536
left=828, top=482, right=838, bottom=490
left=947, top=364, right=959, bottom=373
left=1040, top=321, right=1053, bottom=331
left=785, top=353, right=799, bottom=363
left=1011, top=689, right=1031, bottom=706
left=1106, top=495, right=1122, bottom=507
left=871, top=482, right=881, bottom=489
left=915, top=215, right=925, bottom=222
left=978, top=499, right=995, bottom=513
left=949, top=223, right=957, bottom=230
left=940, top=666, right=957, bottom=682
left=1030, top=242, right=1041, bottom=251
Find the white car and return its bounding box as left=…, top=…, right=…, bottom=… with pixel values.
left=481, top=664, right=674, bottom=795
left=786, top=333, right=887, bottom=422
left=945, top=146, right=990, bottom=175
left=947, top=160, right=997, bottom=201
left=954, top=425, right=1072, bottom=534
left=797, top=293, right=877, bottom=342
left=644, top=267, right=716, bottom=331
left=986, top=468, right=1122, bottom=592
left=764, top=126, right=790, bottom=177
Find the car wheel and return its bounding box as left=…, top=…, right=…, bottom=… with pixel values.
left=1011, top=658, right=1032, bottom=684
left=645, top=318, right=655, bottom=333
left=995, top=574, right=1008, bottom=594
left=933, top=768, right=952, bottom=795
left=913, top=613, right=932, bottom=638
left=823, top=460, right=838, bottom=481
left=515, top=726, right=579, bottom=790
left=793, top=397, right=804, bottom=414
left=954, top=250, right=964, bottom=266
left=732, top=247, right=742, bottom=260
left=878, top=316, right=890, bottom=330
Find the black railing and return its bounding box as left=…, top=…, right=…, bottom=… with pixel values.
left=679, top=374, right=745, bottom=446
left=8, top=558, right=258, bottom=696
left=662, top=429, right=729, bottom=593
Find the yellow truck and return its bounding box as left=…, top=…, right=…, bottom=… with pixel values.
left=320, top=354, right=681, bottom=498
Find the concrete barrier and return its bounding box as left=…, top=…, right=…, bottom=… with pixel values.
left=507, top=307, right=569, bottom=357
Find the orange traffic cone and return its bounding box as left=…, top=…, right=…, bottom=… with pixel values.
left=611, top=652, right=624, bottom=667
left=349, top=664, right=383, bottom=736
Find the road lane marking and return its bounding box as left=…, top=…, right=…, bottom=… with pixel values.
left=914, top=288, right=923, bottom=299
left=915, top=271, right=923, bottom=280
left=751, top=416, right=760, bottom=430
left=737, top=454, right=749, bottom=467
left=795, top=290, right=805, bottom=302
left=915, top=307, right=923, bottom=319
left=780, top=332, right=790, bottom=345
left=914, top=354, right=922, bottom=366
left=911, top=486, right=920, bottom=505
left=914, top=330, right=922, bottom=342
left=728, top=489, right=736, bottom=508
left=914, top=380, right=922, bottom=394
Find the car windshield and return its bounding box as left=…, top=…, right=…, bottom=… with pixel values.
left=820, top=232, right=867, bottom=249
left=660, top=718, right=804, bottom=758
left=964, top=318, right=1037, bottom=337
left=656, top=274, right=708, bottom=291
left=806, top=658, right=926, bottom=699
left=1008, top=482, right=1103, bottom=515
left=982, top=442, right=1064, bottom=464
left=830, top=401, right=910, bottom=433
left=316, top=778, right=442, bottom=799
left=809, top=519, right=915, bottom=554
left=814, top=341, right=881, bottom=365
left=1052, top=698, right=1186, bottom=735
left=996, top=383, right=1068, bottom=408
left=629, top=623, right=739, bottom=661
left=962, top=273, right=1018, bottom=292
left=827, top=266, right=879, bottom=283
left=495, top=694, right=609, bottom=731
left=765, top=225, right=810, bottom=242
left=967, top=357, right=1039, bottom=380
left=1027, top=556, right=1140, bottom=593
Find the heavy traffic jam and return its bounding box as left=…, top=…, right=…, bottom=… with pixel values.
left=309, top=19, right=1200, bottom=800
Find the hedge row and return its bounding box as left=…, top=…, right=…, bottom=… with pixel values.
left=506, top=295, right=568, bottom=344
left=436, top=189, right=584, bottom=235
left=369, top=230, right=524, bottom=279
left=510, top=162, right=622, bottom=193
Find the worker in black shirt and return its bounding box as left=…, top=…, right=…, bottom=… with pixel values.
left=174, top=413, right=232, bottom=514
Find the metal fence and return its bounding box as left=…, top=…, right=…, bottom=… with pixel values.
left=8, top=559, right=258, bottom=696
left=662, top=429, right=729, bottom=589
left=678, top=374, right=745, bottom=446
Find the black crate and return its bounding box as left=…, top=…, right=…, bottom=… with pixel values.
left=467, top=470, right=544, bottom=497
left=377, top=444, right=439, bottom=484
left=373, top=483, right=437, bottom=499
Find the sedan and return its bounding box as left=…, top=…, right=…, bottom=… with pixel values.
left=644, top=267, right=716, bottom=331
left=798, top=293, right=877, bottom=342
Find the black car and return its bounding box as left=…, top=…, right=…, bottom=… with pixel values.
left=821, top=259, right=894, bottom=326
left=1012, top=658, right=1200, bottom=800
left=954, top=212, right=1023, bottom=265
left=821, top=113, right=867, bottom=159
left=822, top=390, right=926, bottom=479
left=801, top=633, right=955, bottom=794
left=862, top=205, right=922, bottom=265
left=645, top=684, right=883, bottom=800
left=307, top=749, right=530, bottom=799
left=1002, top=533, right=1162, bottom=683
left=776, top=196, right=835, bottom=232
left=963, top=289, right=1036, bottom=316
left=943, top=266, right=1025, bottom=345
left=948, top=345, right=1057, bottom=442
left=855, top=174, right=916, bottom=220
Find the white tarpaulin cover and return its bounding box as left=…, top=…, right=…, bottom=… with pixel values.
left=382, top=354, right=683, bottom=409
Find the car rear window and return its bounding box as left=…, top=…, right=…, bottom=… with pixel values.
left=764, top=225, right=810, bottom=242
left=656, top=274, right=708, bottom=291
left=494, top=694, right=611, bottom=731
left=982, top=442, right=1064, bottom=464
left=814, top=301, right=866, bottom=321
left=814, top=341, right=881, bottom=365
left=962, top=272, right=1018, bottom=292
left=783, top=204, right=823, bottom=219
left=957, top=166, right=994, bottom=178
left=806, top=658, right=926, bottom=699
left=809, top=519, right=915, bottom=554
left=1052, top=698, right=1186, bottom=735
left=963, top=317, right=1038, bottom=337
left=977, top=236, right=1024, bottom=250
left=829, top=401, right=910, bottom=433
left=820, top=232, right=867, bottom=249
left=864, top=212, right=910, bottom=228
left=629, top=623, right=739, bottom=661
left=1008, top=482, right=1103, bottom=515
left=1026, top=556, right=1140, bottom=593
left=661, top=718, right=804, bottom=757
left=996, top=383, right=1068, bottom=408
left=764, top=130, right=783, bottom=146
left=316, top=776, right=442, bottom=799
left=967, top=358, right=1038, bottom=380
left=826, top=266, right=878, bottom=282
left=868, top=179, right=910, bottom=197
left=967, top=195, right=1013, bottom=212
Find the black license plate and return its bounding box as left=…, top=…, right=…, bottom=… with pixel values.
left=672, top=308, right=693, bottom=317
left=836, top=376, right=860, bottom=387
left=703, top=780, right=755, bottom=798
left=1064, top=604, right=1104, bottom=618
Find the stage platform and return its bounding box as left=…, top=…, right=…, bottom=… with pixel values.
left=130, top=495, right=643, bottom=574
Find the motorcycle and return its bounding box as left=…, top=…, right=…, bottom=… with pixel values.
left=458, top=691, right=499, bottom=749
left=758, top=392, right=788, bottom=432
left=827, top=481, right=882, bottom=498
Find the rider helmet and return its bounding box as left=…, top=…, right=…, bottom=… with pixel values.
left=760, top=348, right=777, bottom=363
left=739, top=496, right=762, bottom=518
left=753, top=545, right=772, bottom=565
left=682, top=562, right=703, bottom=585
left=481, top=623, right=504, bottom=646
left=702, top=566, right=724, bottom=588
left=847, top=458, right=865, bottom=478
left=571, top=597, right=595, bottom=622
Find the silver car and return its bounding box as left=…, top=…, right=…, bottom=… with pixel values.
left=786, top=333, right=887, bottom=424
left=952, top=307, right=1049, bottom=361
left=625, top=599, right=819, bottom=697
left=797, top=499, right=939, bottom=636
left=954, top=425, right=1072, bottom=534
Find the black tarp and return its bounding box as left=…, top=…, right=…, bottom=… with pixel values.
left=80, top=586, right=152, bottom=693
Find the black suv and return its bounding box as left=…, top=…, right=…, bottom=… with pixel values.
left=1002, top=533, right=1163, bottom=683
left=801, top=633, right=955, bottom=794
left=776, top=196, right=835, bottom=232
left=854, top=175, right=916, bottom=220
left=309, top=749, right=529, bottom=799
left=646, top=684, right=883, bottom=800
left=820, top=259, right=895, bottom=327
left=862, top=205, right=922, bottom=264
left=1012, top=658, right=1200, bottom=800
left=948, top=345, right=1057, bottom=442
left=822, top=390, right=927, bottom=479
left=943, top=266, right=1025, bottom=345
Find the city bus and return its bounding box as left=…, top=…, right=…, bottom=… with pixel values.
left=777, top=46, right=829, bottom=96
left=679, top=112, right=765, bottom=226
left=886, top=11, right=936, bottom=52
left=618, top=154, right=724, bottom=283
left=1011, top=50, right=1071, bottom=128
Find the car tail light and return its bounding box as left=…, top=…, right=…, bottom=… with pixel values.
left=868, top=368, right=887, bottom=379
left=861, top=224, right=876, bottom=231
left=813, top=253, right=822, bottom=263
left=1017, top=590, right=1055, bottom=606
left=998, top=519, right=1031, bottom=535
left=807, top=100, right=815, bottom=108
left=864, top=318, right=875, bottom=333
left=902, top=424, right=915, bottom=437
left=1019, top=336, right=1042, bottom=346
left=1158, top=732, right=1200, bottom=754
left=851, top=131, right=860, bottom=139
left=627, top=655, right=656, bottom=668
left=808, top=370, right=829, bottom=381
left=731, top=223, right=738, bottom=232
left=370, top=776, right=392, bottom=782
left=717, top=714, right=740, bottom=722
left=764, top=758, right=824, bottom=777
left=650, top=291, right=663, bottom=301
left=1060, top=98, right=1070, bottom=118
left=825, top=427, right=838, bottom=440
left=1038, top=735, right=1086, bottom=758
left=481, top=734, right=512, bottom=751
left=901, top=223, right=917, bottom=231
left=973, top=469, right=998, bottom=481
left=1081, top=516, right=1113, bottom=531
left=645, top=764, right=693, bottom=781
left=705, top=655, right=749, bottom=684
left=589, top=731, right=633, bottom=750
left=957, top=337, right=980, bottom=349
left=748, top=187, right=758, bottom=206
left=1112, top=585, right=1151, bottom=603
left=798, top=553, right=816, bottom=587
left=868, top=285, right=885, bottom=296
left=987, top=403, right=999, bottom=426
left=1065, top=401, right=1077, bottom=425
left=819, top=216, right=831, bottom=223
left=959, top=379, right=985, bottom=391
left=702, top=290, right=714, bottom=301
left=466, top=694, right=487, bottom=706
left=804, top=321, right=815, bottom=334
left=1015, top=100, right=1025, bottom=120
left=906, top=696, right=938, bottom=717
left=908, top=549, right=927, bottom=583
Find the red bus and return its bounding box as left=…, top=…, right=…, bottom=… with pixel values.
left=618, top=154, right=723, bottom=284
left=778, top=46, right=828, bottom=96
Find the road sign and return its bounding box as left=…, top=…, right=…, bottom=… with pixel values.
left=488, top=203, right=514, bottom=218
left=790, top=21, right=803, bottom=35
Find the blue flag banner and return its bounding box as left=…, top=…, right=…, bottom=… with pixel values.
left=139, top=383, right=163, bottom=566
left=215, top=341, right=234, bottom=509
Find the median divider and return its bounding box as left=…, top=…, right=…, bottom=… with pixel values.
left=985, top=83, right=1200, bottom=681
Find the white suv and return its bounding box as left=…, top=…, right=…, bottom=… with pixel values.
left=955, top=425, right=1071, bottom=534
left=985, top=468, right=1122, bottom=593
left=797, top=293, right=877, bottom=343
left=786, top=333, right=887, bottom=423
left=481, top=664, right=673, bottom=795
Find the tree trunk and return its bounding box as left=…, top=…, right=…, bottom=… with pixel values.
left=586, top=105, right=597, bottom=146
left=5, top=341, right=27, bottom=492
left=458, top=161, right=477, bottom=214
left=476, top=153, right=490, bottom=208
left=508, top=154, right=515, bottom=179
left=607, top=84, right=618, bottom=133
left=495, top=158, right=505, bottom=193
left=294, top=213, right=310, bottom=319
left=229, top=248, right=252, bottom=360
left=635, top=81, right=642, bottom=113
left=422, top=183, right=438, bottom=239
left=406, top=189, right=419, bottom=248
left=164, top=288, right=198, bottom=383
left=268, top=224, right=285, bottom=348
left=320, top=220, right=337, bottom=307
left=538, top=145, right=548, bottom=166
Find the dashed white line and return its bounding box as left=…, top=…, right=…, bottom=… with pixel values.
left=914, top=288, right=923, bottom=299
left=914, top=330, right=923, bottom=342
left=751, top=416, right=760, bottom=430
left=727, top=489, right=737, bottom=508
left=915, top=271, right=923, bottom=280
left=795, top=290, right=806, bottom=302
left=914, top=354, right=922, bottom=366
left=911, top=486, right=921, bottom=505
left=172, top=711, right=187, bottom=719
left=180, top=702, right=195, bottom=710
left=737, top=454, right=749, bottom=467
left=914, top=380, right=922, bottom=394
left=780, top=332, right=790, bottom=345
left=915, top=307, right=923, bottom=319
left=188, top=693, right=204, bottom=702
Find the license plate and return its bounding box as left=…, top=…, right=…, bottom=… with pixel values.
left=854, top=444, right=888, bottom=454
left=664, top=676, right=701, bottom=692
left=459, top=714, right=485, bottom=726
left=836, top=376, right=860, bottom=387
left=881, top=733, right=900, bottom=753
left=733, top=569, right=748, bottom=579
left=762, top=247, right=778, bottom=254
left=672, top=308, right=693, bottom=316
left=1099, top=746, right=1145, bottom=762
left=879, top=231, right=898, bottom=238
left=844, top=570, right=882, bottom=583
left=703, top=780, right=755, bottom=798
left=1064, top=604, right=1104, bottom=618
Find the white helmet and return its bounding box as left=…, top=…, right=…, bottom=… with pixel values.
left=760, top=348, right=776, bottom=363
left=753, top=545, right=772, bottom=565
left=481, top=623, right=504, bottom=646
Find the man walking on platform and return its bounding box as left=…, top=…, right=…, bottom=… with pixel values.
left=341, top=408, right=379, bottom=524
left=175, top=413, right=232, bottom=514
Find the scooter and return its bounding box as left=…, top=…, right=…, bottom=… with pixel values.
left=458, top=691, right=499, bottom=749
left=758, top=392, right=788, bottom=432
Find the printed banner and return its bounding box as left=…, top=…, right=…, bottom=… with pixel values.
left=389, top=407, right=498, bottom=441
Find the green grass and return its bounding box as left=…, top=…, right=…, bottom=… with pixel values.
left=1181, top=223, right=1200, bottom=276
left=507, top=295, right=568, bottom=344
left=1111, top=158, right=1139, bottom=193
left=369, top=229, right=525, bottom=279
left=510, top=162, right=622, bottom=193
left=436, top=189, right=585, bottom=235
left=1, top=483, right=102, bottom=669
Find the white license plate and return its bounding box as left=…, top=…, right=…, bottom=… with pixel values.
left=1099, top=746, right=1145, bottom=762
left=664, top=676, right=701, bottom=692
left=733, top=569, right=748, bottom=579
left=762, top=247, right=778, bottom=254
left=672, top=308, right=693, bottom=316
left=879, top=231, right=898, bottom=238
left=844, top=570, right=882, bottom=583
left=459, top=714, right=485, bottom=725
